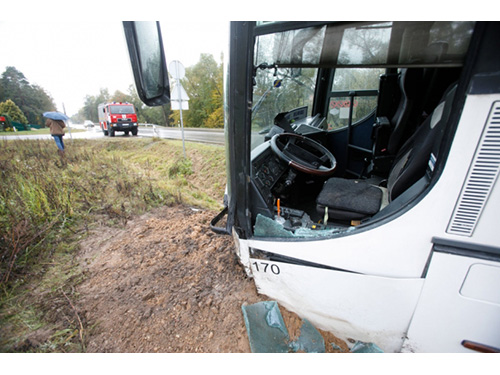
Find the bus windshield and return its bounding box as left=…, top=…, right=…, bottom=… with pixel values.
left=251, top=67, right=317, bottom=150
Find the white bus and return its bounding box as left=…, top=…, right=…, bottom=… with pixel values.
left=124, top=21, right=500, bottom=353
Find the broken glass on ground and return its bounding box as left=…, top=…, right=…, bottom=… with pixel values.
left=242, top=301, right=326, bottom=353
left=242, top=301, right=290, bottom=353
left=242, top=301, right=384, bottom=353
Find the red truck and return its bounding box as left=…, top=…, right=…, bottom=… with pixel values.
left=98, top=102, right=138, bottom=136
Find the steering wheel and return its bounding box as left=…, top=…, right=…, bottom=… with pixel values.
left=270, top=133, right=336, bottom=176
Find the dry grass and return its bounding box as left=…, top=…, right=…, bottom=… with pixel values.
left=0, top=137, right=226, bottom=352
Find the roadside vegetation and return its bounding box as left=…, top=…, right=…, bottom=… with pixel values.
left=0, top=137, right=226, bottom=352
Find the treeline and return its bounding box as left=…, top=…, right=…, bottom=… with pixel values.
left=0, top=66, right=56, bottom=125
left=75, top=53, right=224, bottom=128
left=0, top=53, right=223, bottom=129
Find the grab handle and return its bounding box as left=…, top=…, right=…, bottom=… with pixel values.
left=210, top=206, right=230, bottom=235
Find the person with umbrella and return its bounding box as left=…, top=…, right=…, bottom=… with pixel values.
left=43, top=111, right=69, bottom=157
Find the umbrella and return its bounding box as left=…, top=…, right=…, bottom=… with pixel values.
left=43, top=111, right=70, bottom=121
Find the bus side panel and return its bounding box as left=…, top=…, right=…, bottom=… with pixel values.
left=248, top=257, right=424, bottom=353
left=402, top=252, right=500, bottom=353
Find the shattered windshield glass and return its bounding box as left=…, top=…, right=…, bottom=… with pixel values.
left=251, top=66, right=317, bottom=150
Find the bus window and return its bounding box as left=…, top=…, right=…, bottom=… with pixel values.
left=327, top=68, right=384, bottom=130
left=337, top=23, right=392, bottom=65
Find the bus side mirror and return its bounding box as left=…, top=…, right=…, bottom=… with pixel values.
left=123, top=21, right=170, bottom=106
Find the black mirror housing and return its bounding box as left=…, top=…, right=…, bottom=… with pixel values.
left=123, top=21, right=170, bottom=106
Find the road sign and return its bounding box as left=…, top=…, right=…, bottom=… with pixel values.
left=169, top=60, right=185, bottom=79
left=171, top=80, right=189, bottom=110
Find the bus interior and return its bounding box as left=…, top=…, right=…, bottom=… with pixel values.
left=248, top=21, right=475, bottom=237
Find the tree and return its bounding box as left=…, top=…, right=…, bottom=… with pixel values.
left=0, top=99, right=28, bottom=124
left=110, top=90, right=129, bottom=103
left=81, top=88, right=110, bottom=122
left=171, top=54, right=223, bottom=128
left=204, top=58, right=224, bottom=128
left=0, top=67, right=29, bottom=103
left=0, top=67, right=56, bottom=125
left=205, top=106, right=223, bottom=129
left=23, top=84, right=56, bottom=124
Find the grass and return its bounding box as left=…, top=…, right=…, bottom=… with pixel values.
left=0, top=137, right=226, bottom=352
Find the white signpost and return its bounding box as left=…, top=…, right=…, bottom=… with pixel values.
left=170, top=81, right=189, bottom=110
left=169, top=60, right=189, bottom=157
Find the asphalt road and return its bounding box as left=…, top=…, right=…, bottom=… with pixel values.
left=1, top=125, right=225, bottom=145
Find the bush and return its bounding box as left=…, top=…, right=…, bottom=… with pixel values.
left=0, top=99, right=28, bottom=124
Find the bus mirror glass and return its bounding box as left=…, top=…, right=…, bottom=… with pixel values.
left=123, top=21, right=171, bottom=106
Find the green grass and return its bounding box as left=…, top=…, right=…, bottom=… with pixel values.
left=0, top=137, right=226, bottom=352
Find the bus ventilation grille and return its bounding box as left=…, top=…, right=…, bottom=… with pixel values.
left=447, top=101, right=500, bottom=236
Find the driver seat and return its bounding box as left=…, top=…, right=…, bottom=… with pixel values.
left=316, top=84, right=457, bottom=222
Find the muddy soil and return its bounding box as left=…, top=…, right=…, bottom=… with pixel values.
left=76, top=205, right=348, bottom=353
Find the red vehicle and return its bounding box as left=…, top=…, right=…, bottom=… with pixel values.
left=98, top=102, right=138, bottom=136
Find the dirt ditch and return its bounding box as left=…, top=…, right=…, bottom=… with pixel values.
left=75, top=205, right=348, bottom=353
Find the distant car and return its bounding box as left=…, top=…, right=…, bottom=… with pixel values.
left=84, top=120, right=94, bottom=128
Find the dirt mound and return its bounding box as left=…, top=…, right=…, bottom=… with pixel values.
left=76, top=205, right=348, bottom=353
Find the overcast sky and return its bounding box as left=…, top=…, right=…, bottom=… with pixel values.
left=0, top=19, right=229, bottom=117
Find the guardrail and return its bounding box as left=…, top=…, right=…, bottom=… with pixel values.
left=138, top=124, right=225, bottom=145
left=139, top=124, right=223, bottom=131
